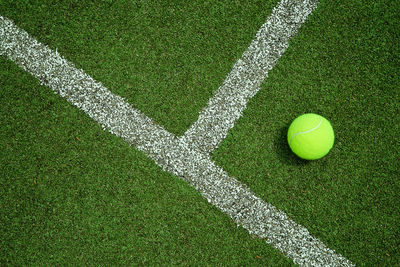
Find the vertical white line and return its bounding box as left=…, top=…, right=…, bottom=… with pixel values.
left=181, top=0, right=319, bottom=154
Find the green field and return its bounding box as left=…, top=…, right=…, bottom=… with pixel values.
left=1, top=0, right=278, bottom=135
left=1, top=0, right=399, bottom=265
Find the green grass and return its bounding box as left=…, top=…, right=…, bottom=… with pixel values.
left=0, top=0, right=278, bottom=136
left=1, top=0, right=399, bottom=265
left=0, top=58, right=293, bottom=265
left=213, top=0, right=400, bottom=265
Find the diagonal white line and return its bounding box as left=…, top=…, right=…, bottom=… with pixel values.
left=181, top=0, right=319, bottom=154
left=1, top=13, right=353, bottom=267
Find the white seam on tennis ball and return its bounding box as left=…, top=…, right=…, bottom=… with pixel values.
left=289, top=118, right=323, bottom=145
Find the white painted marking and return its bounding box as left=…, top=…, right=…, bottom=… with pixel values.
left=0, top=11, right=353, bottom=267
left=181, top=0, right=320, bottom=154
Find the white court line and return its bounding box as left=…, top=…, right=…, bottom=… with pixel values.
left=181, top=0, right=319, bottom=154
left=0, top=11, right=353, bottom=267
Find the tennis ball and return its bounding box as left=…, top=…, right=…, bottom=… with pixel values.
left=287, top=113, right=334, bottom=160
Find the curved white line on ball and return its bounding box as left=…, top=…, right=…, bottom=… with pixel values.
left=289, top=118, right=323, bottom=145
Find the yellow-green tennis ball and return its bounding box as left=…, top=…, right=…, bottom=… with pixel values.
left=287, top=113, right=334, bottom=160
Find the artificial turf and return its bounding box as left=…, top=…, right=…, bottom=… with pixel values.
left=213, top=0, right=400, bottom=265
left=0, top=57, right=293, bottom=265
left=0, top=0, right=278, bottom=136
left=1, top=0, right=399, bottom=265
